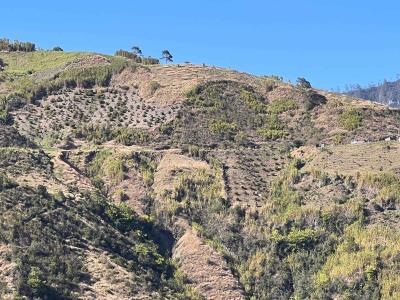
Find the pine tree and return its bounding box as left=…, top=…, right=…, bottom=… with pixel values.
left=161, top=50, right=173, bottom=63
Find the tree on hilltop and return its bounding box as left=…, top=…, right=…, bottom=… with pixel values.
left=131, top=46, right=142, bottom=56
left=297, top=77, right=312, bottom=89
left=161, top=50, right=173, bottom=63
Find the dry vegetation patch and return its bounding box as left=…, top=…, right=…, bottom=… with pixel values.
left=306, top=142, right=400, bottom=176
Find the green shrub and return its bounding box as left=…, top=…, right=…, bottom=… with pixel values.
left=257, top=114, right=288, bottom=140
left=257, top=128, right=287, bottom=140
left=130, top=152, right=157, bottom=186
left=240, top=88, right=267, bottom=113
left=74, top=123, right=113, bottom=144
left=268, top=99, right=298, bottom=114
left=339, top=109, right=362, bottom=130
left=0, top=109, right=11, bottom=125
left=114, top=128, right=150, bottom=146
left=159, top=121, right=175, bottom=135
left=209, top=119, right=238, bottom=139
left=271, top=228, right=320, bottom=251
left=315, top=223, right=400, bottom=299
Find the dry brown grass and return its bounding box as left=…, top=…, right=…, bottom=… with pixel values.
left=153, top=153, right=211, bottom=194
left=112, top=64, right=283, bottom=105
left=306, top=142, right=400, bottom=176
left=173, top=228, right=245, bottom=300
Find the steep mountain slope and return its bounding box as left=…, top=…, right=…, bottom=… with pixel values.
left=1, top=50, right=400, bottom=299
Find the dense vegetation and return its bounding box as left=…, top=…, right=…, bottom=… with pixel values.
left=153, top=153, right=400, bottom=299
left=0, top=146, right=198, bottom=299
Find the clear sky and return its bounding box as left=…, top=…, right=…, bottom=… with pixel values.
left=1, top=0, right=399, bottom=90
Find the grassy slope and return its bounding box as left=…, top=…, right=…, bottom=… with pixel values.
left=0, top=51, right=89, bottom=76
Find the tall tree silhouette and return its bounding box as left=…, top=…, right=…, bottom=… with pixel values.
left=161, top=50, right=173, bottom=63
left=131, top=46, right=142, bottom=56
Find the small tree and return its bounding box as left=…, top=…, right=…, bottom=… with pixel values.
left=161, top=50, right=173, bottom=63
left=297, top=77, right=312, bottom=89
left=27, top=266, right=45, bottom=295
left=131, top=46, right=142, bottom=56
left=52, top=46, right=63, bottom=51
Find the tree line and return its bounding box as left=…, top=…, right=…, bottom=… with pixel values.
left=115, top=46, right=174, bottom=65
left=0, top=38, right=36, bottom=52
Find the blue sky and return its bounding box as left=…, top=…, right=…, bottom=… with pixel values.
left=1, top=0, right=399, bottom=90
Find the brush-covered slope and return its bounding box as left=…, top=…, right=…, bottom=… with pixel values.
left=1, top=50, right=400, bottom=300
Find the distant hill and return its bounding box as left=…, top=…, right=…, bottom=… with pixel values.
left=347, top=79, right=400, bottom=108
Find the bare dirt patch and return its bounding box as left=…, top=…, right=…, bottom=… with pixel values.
left=173, top=228, right=245, bottom=300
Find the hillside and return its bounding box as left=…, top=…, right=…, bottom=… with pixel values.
left=1, top=50, right=400, bottom=300
left=347, top=79, right=400, bottom=108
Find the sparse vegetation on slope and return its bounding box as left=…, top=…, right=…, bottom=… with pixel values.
left=1, top=49, right=400, bottom=300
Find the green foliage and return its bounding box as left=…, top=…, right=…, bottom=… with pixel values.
left=209, top=119, right=238, bottom=139
left=268, top=159, right=302, bottom=217
left=315, top=223, right=400, bottom=299
left=74, top=124, right=151, bottom=145
left=339, top=109, right=362, bottom=130
left=186, top=85, right=224, bottom=110
left=0, top=174, right=16, bottom=191
left=115, top=49, right=160, bottom=64
left=257, top=114, right=288, bottom=140
left=267, top=99, right=298, bottom=114
left=159, top=121, right=175, bottom=135
left=0, top=109, right=12, bottom=125
left=114, top=128, right=150, bottom=146
left=74, top=123, right=113, bottom=144
left=7, top=56, right=131, bottom=102
left=157, top=166, right=226, bottom=227
left=271, top=228, right=320, bottom=251
left=240, top=88, right=267, bottom=113
left=234, top=131, right=248, bottom=146
left=89, top=150, right=125, bottom=186
left=0, top=51, right=87, bottom=76
left=358, top=171, right=400, bottom=206
left=129, top=152, right=158, bottom=186
left=27, top=267, right=44, bottom=290
left=257, top=128, right=288, bottom=140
